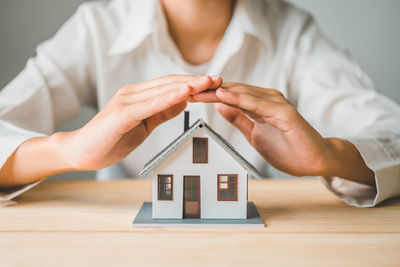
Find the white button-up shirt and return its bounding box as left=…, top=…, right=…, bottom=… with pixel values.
left=1, top=0, right=400, bottom=207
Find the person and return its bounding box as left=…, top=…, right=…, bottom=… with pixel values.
left=0, top=0, right=399, bottom=207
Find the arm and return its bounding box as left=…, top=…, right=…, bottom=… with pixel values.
left=288, top=14, right=400, bottom=206
left=0, top=135, right=73, bottom=188
left=0, top=4, right=96, bottom=188
left=190, top=84, right=374, bottom=185
left=0, top=3, right=223, bottom=189
left=0, top=75, right=221, bottom=188
left=190, top=14, right=400, bottom=207
left=324, top=138, right=375, bottom=186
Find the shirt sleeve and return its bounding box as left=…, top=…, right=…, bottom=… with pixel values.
left=0, top=3, right=97, bottom=202
left=288, top=14, right=400, bottom=207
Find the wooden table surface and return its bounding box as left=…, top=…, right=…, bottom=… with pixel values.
left=1, top=179, right=399, bottom=267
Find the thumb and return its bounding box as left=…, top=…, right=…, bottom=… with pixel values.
left=215, top=103, right=254, bottom=141
left=145, top=101, right=187, bottom=134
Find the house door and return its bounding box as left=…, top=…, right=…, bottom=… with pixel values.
left=183, top=176, right=200, bottom=218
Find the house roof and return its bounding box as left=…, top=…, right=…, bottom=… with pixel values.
left=139, top=119, right=263, bottom=180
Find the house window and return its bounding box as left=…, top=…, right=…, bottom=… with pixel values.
left=158, top=175, right=173, bottom=200
left=193, top=137, right=208, bottom=163
left=218, top=174, right=238, bottom=201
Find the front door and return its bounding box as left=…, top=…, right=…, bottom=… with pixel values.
left=183, top=176, right=200, bottom=218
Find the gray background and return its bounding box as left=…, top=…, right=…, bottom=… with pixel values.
left=1, top=0, right=399, bottom=103
left=0, top=0, right=399, bottom=179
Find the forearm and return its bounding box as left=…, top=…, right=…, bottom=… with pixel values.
left=0, top=132, right=74, bottom=188
left=324, top=138, right=375, bottom=186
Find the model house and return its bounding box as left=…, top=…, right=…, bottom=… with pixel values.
left=139, top=112, right=262, bottom=220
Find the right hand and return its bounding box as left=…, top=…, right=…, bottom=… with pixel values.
left=60, top=75, right=222, bottom=171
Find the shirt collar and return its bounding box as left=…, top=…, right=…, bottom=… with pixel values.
left=108, top=0, right=158, bottom=55
left=236, top=0, right=274, bottom=51
left=108, top=0, right=274, bottom=56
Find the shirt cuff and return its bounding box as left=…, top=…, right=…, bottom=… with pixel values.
left=0, top=179, right=45, bottom=204
left=319, top=136, right=400, bottom=207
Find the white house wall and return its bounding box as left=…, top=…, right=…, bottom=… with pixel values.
left=152, top=129, right=247, bottom=219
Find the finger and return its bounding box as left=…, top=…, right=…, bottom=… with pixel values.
left=188, top=76, right=214, bottom=94
left=144, top=101, right=187, bottom=133
left=190, top=86, right=285, bottom=106
left=209, top=76, right=223, bottom=89
left=187, top=90, right=219, bottom=103
left=186, top=75, right=224, bottom=103
left=241, top=110, right=265, bottom=123
left=189, top=86, right=284, bottom=104
left=215, top=103, right=254, bottom=141
left=216, top=88, right=284, bottom=118
left=222, top=82, right=285, bottom=98
left=104, top=101, right=187, bottom=163
left=124, top=76, right=213, bottom=104
left=129, top=75, right=201, bottom=92
left=125, top=75, right=222, bottom=94
left=130, top=85, right=192, bottom=121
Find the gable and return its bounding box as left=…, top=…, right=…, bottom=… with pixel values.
left=139, top=119, right=262, bottom=180
left=153, top=128, right=247, bottom=176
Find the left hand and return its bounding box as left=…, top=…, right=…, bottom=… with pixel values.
left=189, top=82, right=374, bottom=182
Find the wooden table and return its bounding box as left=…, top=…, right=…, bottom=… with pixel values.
left=1, top=179, right=399, bottom=266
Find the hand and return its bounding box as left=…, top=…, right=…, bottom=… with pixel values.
left=0, top=75, right=223, bottom=187
left=61, top=75, right=222, bottom=171
left=190, top=82, right=375, bottom=184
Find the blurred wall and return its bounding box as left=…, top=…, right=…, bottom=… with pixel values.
left=1, top=0, right=399, bottom=103
left=289, top=0, right=400, bottom=104
left=0, top=0, right=92, bottom=90
left=0, top=0, right=96, bottom=179
left=0, top=0, right=399, bottom=179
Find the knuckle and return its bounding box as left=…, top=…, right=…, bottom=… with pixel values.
left=269, top=94, right=285, bottom=103
left=237, top=85, right=248, bottom=92
left=280, top=103, right=297, bottom=117
left=119, top=84, right=138, bottom=95
left=145, top=95, right=156, bottom=106
left=107, top=95, right=124, bottom=109
left=115, top=104, right=129, bottom=120
left=270, top=89, right=284, bottom=96
left=117, top=86, right=129, bottom=95
left=156, top=74, right=174, bottom=83
left=167, top=92, right=179, bottom=105
left=252, top=95, right=262, bottom=106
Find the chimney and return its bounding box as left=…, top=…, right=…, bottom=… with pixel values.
left=184, top=111, right=190, bottom=132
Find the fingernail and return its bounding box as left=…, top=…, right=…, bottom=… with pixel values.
left=211, top=75, right=220, bottom=80
left=190, top=76, right=210, bottom=87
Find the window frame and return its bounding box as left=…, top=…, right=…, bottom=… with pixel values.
left=217, top=174, right=238, bottom=201
left=192, top=137, right=208, bottom=164
left=158, top=174, right=173, bottom=201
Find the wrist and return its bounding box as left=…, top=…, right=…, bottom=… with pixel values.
left=49, top=131, right=80, bottom=172
left=321, top=137, right=375, bottom=185
left=320, top=137, right=345, bottom=177
left=0, top=132, right=80, bottom=188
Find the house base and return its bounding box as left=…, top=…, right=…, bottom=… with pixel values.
left=132, top=202, right=265, bottom=228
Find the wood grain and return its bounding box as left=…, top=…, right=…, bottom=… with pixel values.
left=1, top=179, right=399, bottom=266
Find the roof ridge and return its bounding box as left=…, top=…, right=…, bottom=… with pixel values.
left=139, top=118, right=262, bottom=180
